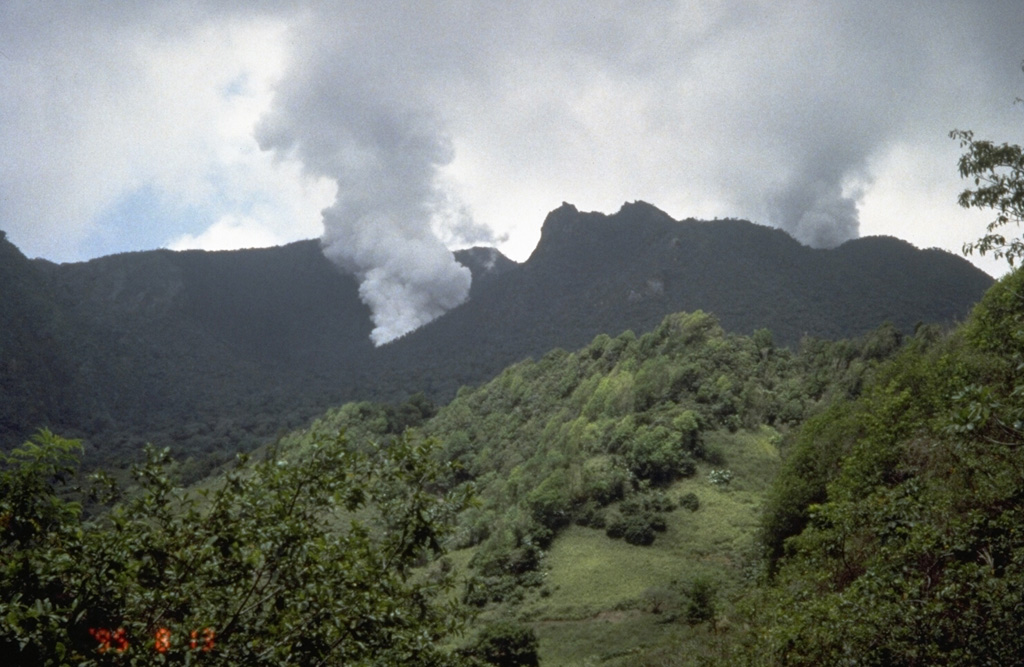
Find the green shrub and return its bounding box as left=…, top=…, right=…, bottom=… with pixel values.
left=573, top=500, right=607, bottom=528
left=685, top=577, right=717, bottom=625
left=624, top=426, right=695, bottom=484
left=622, top=517, right=656, bottom=546
left=462, top=575, right=524, bottom=607
left=620, top=489, right=675, bottom=515
left=526, top=469, right=572, bottom=530
left=678, top=492, right=700, bottom=512
left=649, top=514, right=667, bottom=532
left=470, top=542, right=543, bottom=578
left=581, top=457, right=629, bottom=505
left=604, top=513, right=626, bottom=540
left=462, top=621, right=539, bottom=666
left=605, top=513, right=657, bottom=546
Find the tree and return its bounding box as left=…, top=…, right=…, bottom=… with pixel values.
left=684, top=577, right=717, bottom=626
left=462, top=621, right=539, bottom=666
left=624, top=426, right=695, bottom=485
left=0, top=429, right=472, bottom=666
left=951, top=127, right=1024, bottom=267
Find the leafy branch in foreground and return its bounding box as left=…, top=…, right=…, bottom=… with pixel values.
left=0, top=429, right=472, bottom=666
left=951, top=127, right=1024, bottom=267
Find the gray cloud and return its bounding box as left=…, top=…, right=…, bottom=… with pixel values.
left=0, top=1, right=320, bottom=260
left=2, top=1, right=1023, bottom=303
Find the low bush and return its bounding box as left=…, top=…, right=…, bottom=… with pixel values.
left=605, top=512, right=657, bottom=546
left=461, top=621, right=539, bottom=666
left=678, top=492, right=700, bottom=512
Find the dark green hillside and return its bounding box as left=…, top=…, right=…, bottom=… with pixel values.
left=377, top=202, right=992, bottom=400
left=2, top=284, right=1017, bottom=664
left=0, top=203, right=991, bottom=468
left=0, top=233, right=85, bottom=438
left=745, top=266, right=1024, bottom=665
left=409, top=273, right=1024, bottom=665
left=47, top=241, right=378, bottom=463
left=9, top=304, right=873, bottom=664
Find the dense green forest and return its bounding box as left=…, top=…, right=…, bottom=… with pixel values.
left=3, top=128, right=1023, bottom=664
left=750, top=270, right=1024, bottom=664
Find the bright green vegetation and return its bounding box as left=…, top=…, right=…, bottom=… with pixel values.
left=502, top=265, right=1024, bottom=664
left=424, top=310, right=890, bottom=563
left=525, top=431, right=776, bottom=665
left=1, top=298, right=873, bottom=665
left=273, top=309, right=907, bottom=664
left=729, top=127, right=1024, bottom=665
left=0, top=430, right=472, bottom=665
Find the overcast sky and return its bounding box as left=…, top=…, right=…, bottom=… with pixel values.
left=2, top=2, right=1022, bottom=340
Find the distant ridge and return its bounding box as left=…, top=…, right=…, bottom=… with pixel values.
left=379, top=202, right=991, bottom=392
left=0, top=203, right=993, bottom=461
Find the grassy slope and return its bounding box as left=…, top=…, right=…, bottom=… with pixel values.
left=471, top=427, right=780, bottom=665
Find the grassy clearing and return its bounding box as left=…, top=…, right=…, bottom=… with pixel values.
left=534, top=612, right=688, bottom=666
left=509, top=427, right=780, bottom=665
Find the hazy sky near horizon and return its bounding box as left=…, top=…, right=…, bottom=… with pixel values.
left=2, top=2, right=1023, bottom=332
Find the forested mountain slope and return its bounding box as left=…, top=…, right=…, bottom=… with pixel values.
left=0, top=203, right=992, bottom=464
left=748, top=264, right=1024, bottom=664
left=248, top=309, right=912, bottom=664
left=379, top=202, right=991, bottom=395
left=3, top=301, right=900, bottom=665
left=5, top=268, right=1023, bottom=664
left=278, top=263, right=1024, bottom=665
left=0, top=232, right=81, bottom=437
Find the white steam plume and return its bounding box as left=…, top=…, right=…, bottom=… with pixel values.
left=769, top=179, right=862, bottom=249
left=320, top=207, right=471, bottom=346
left=254, top=11, right=472, bottom=346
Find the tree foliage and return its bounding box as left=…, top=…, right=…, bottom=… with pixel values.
left=0, top=429, right=472, bottom=666
left=460, top=621, right=539, bottom=666
left=951, top=127, right=1024, bottom=266
left=395, top=309, right=911, bottom=613
left=753, top=267, right=1024, bottom=665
